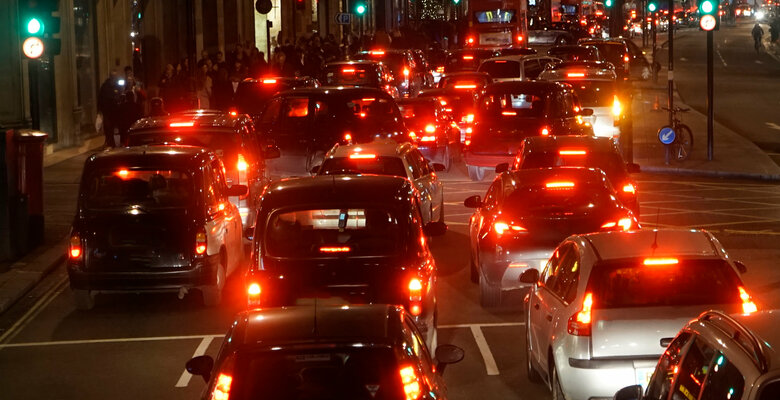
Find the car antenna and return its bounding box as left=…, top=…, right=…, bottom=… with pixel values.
left=650, top=207, right=661, bottom=256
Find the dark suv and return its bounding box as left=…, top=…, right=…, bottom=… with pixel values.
left=233, top=76, right=320, bottom=124
left=245, top=175, right=445, bottom=345
left=67, top=145, right=247, bottom=309
left=322, top=60, right=399, bottom=98
left=256, top=87, right=407, bottom=177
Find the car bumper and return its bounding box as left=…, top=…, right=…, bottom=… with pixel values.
left=464, top=153, right=514, bottom=169
left=480, top=246, right=553, bottom=289
left=557, top=354, right=660, bottom=400
left=67, top=254, right=220, bottom=292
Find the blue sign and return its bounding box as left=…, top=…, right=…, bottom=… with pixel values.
left=335, top=13, right=352, bottom=24
left=658, top=126, right=676, bottom=145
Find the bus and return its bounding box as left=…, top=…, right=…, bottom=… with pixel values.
left=465, top=0, right=528, bottom=48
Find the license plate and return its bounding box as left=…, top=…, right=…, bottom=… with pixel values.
left=635, top=367, right=654, bottom=388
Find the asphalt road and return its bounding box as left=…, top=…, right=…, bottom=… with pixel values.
left=671, top=21, right=780, bottom=158
left=2, top=161, right=780, bottom=400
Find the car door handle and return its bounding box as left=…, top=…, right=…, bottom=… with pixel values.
left=533, top=303, right=540, bottom=310
left=545, top=314, right=552, bottom=321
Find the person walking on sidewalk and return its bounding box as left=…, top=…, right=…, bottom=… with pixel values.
left=752, top=23, right=764, bottom=54
left=97, top=71, right=122, bottom=148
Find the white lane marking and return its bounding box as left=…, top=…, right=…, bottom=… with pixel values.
left=444, top=221, right=468, bottom=226
left=716, top=46, right=727, bottom=67
left=756, top=60, right=763, bottom=64
left=176, top=336, right=215, bottom=387
left=766, top=122, right=780, bottom=131
left=439, top=322, right=524, bottom=329
left=0, top=334, right=224, bottom=349
left=470, top=325, right=500, bottom=376
left=0, top=275, right=68, bottom=345
left=680, top=57, right=688, bottom=61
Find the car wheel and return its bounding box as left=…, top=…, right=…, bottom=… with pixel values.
left=470, top=256, right=479, bottom=283
left=467, top=165, right=485, bottom=181
left=73, top=289, right=95, bottom=310
left=479, top=274, right=501, bottom=307
left=442, top=145, right=452, bottom=172
left=551, top=365, right=566, bottom=400
left=526, top=314, right=543, bottom=383
left=436, top=201, right=445, bottom=225
left=202, top=258, right=226, bottom=307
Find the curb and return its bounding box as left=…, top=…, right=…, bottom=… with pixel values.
left=640, top=165, right=780, bottom=182
left=0, top=238, right=67, bottom=314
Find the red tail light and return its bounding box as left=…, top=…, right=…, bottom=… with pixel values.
left=624, top=54, right=630, bottom=63
left=69, top=233, right=82, bottom=260
left=247, top=282, right=261, bottom=297
left=516, top=34, right=524, bottom=42
left=559, top=149, right=587, bottom=156
left=466, top=36, right=475, bottom=45
left=403, top=67, right=410, bottom=77
left=262, top=78, right=277, bottom=84
left=408, top=277, right=423, bottom=316
left=622, top=183, right=636, bottom=194
left=424, top=124, right=436, bottom=133
left=344, top=133, right=352, bottom=142
left=419, top=136, right=436, bottom=142
left=169, top=121, right=195, bottom=128
left=601, top=217, right=633, bottom=231
left=399, top=365, right=422, bottom=400
left=567, top=293, right=593, bottom=336
left=195, top=228, right=207, bottom=255
left=738, top=286, right=758, bottom=314
left=370, top=50, right=386, bottom=55
left=541, top=126, right=550, bottom=136
left=349, top=153, right=376, bottom=159
left=545, top=181, right=575, bottom=189
left=228, top=110, right=238, bottom=117
left=210, top=354, right=235, bottom=400
left=342, top=67, right=356, bottom=73
left=567, top=72, right=586, bottom=78
left=436, top=66, right=444, bottom=73
left=501, top=110, right=517, bottom=116
left=493, top=221, right=527, bottom=235
left=319, top=246, right=351, bottom=253
left=236, top=154, right=248, bottom=172
left=643, top=257, right=679, bottom=266
left=454, top=84, right=477, bottom=89
left=463, top=113, right=475, bottom=123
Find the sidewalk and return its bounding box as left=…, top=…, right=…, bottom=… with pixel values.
left=629, top=36, right=780, bottom=180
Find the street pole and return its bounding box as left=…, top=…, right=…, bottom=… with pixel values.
left=28, top=60, right=40, bottom=131
left=707, top=30, right=714, bottom=160
left=652, top=13, right=657, bottom=83
left=642, top=0, right=647, bottom=47
left=667, top=0, right=674, bottom=128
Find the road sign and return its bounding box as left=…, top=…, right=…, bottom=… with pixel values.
left=22, top=37, right=44, bottom=59
left=700, top=14, right=717, bottom=31
left=334, top=13, right=352, bottom=24
left=658, top=126, right=676, bottom=145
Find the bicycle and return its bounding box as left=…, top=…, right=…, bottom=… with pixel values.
left=660, top=106, right=693, bottom=161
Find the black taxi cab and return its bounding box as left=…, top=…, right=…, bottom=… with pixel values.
left=322, top=60, right=400, bottom=98
left=128, top=110, right=279, bottom=228
left=244, top=175, right=445, bottom=346
left=186, top=305, right=464, bottom=400
left=67, top=145, right=247, bottom=309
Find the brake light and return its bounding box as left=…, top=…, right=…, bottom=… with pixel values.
left=643, top=257, right=679, bottom=266
left=170, top=121, right=195, bottom=127
left=454, top=84, right=477, bottom=89
left=501, top=110, right=517, bottom=116
left=361, top=98, right=376, bottom=102
left=262, top=78, right=277, bottom=84
left=370, top=50, right=385, bottom=55
left=319, top=246, right=351, bottom=253
left=211, top=373, right=233, bottom=400
left=462, top=55, right=474, bottom=60
left=559, top=149, right=587, bottom=155
left=408, top=277, right=423, bottom=316
left=247, top=282, right=261, bottom=297
left=623, top=183, right=636, bottom=194
left=612, top=95, right=622, bottom=117
left=195, top=228, right=207, bottom=255
left=567, top=293, right=593, bottom=336
left=545, top=181, right=575, bottom=189
left=237, top=154, right=248, bottom=171
left=494, top=221, right=527, bottom=235
left=344, top=133, right=352, bottom=142
left=116, top=169, right=130, bottom=179
left=424, top=124, right=436, bottom=133
left=466, top=36, right=476, bottom=44
left=419, top=136, right=436, bottom=142
left=403, top=67, right=410, bottom=77
left=618, top=217, right=633, bottom=230
left=69, top=233, right=82, bottom=260
left=624, top=54, right=630, bottom=63
left=516, top=34, right=524, bottom=42
left=229, top=110, right=238, bottom=117
left=349, top=153, right=376, bottom=159
left=567, top=72, right=586, bottom=78
left=541, top=127, right=550, bottom=136
left=465, top=113, right=475, bottom=123
left=342, top=67, right=356, bottom=73
left=738, top=287, right=758, bottom=314
left=436, top=66, right=444, bottom=73
left=399, top=365, right=422, bottom=400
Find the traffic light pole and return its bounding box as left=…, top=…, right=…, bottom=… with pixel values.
left=707, top=30, right=714, bottom=160
left=28, top=60, right=40, bottom=130
left=667, top=0, right=674, bottom=128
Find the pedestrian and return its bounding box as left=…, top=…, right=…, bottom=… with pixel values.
left=158, top=64, right=176, bottom=110
left=97, top=70, right=122, bottom=147
left=196, top=60, right=213, bottom=109
left=117, top=77, right=144, bottom=146
left=752, top=23, right=764, bottom=54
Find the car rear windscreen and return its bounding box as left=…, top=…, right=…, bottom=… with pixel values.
left=565, top=81, right=616, bottom=107
left=265, top=207, right=403, bottom=257
left=353, top=53, right=405, bottom=74
left=84, top=169, right=193, bottom=209
left=587, top=259, right=742, bottom=309
left=319, top=156, right=406, bottom=178
left=128, top=129, right=241, bottom=158
left=504, top=180, right=613, bottom=212
left=479, top=91, right=545, bottom=118
left=235, top=82, right=292, bottom=114
left=397, top=102, right=437, bottom=119
left=479, top=60, right=520, bottom=79
left=549, top=48, right=597, bottom=62
left=519, top=151, right=627, bottom=182
left=588, top=43, right=625, bottom=65
left=324, top=65, right=375, bottom=86
left=232, top=347, right=401, bottom=400
left=445, top=51, right=495, bottom=72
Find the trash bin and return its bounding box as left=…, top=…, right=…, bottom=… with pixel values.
left=13, top=130, right=48, bottom=248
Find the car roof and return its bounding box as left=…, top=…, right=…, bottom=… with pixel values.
left=524, top=135, right=619, bottom=153
left=327, top=139, right=413, bottom=159
left=260, top=174, right=415, bottom=210
left=485, top=80, right=567, bottom=94
left=441, top=71, right=492, bottom=79
left=731, top=311, right=780, bottom=370
left=483, top=54, right=548, bottom=63
left=282, top=86, right=391, bottom=97
left=84, top=145, right=212, bottom=170
left=235, top=304, right=404, bottom=348
left=582, top=229, right=720, bottom=260
left=325, top=60, right=381, bottom=68
left=396, top=97, right=440, bottom=105
left=130, top=110, right=250, bottom=131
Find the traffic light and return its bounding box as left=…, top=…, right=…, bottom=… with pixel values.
left=647, top=0, right=657, bottom=12
left=20, top=0, right=61, bottom=57
left=697, top=0, right=719, bottom=30
left=605, top=0, right=613, bottom=7
left=355, top=3, right=366, bottom=14
left=453, top=0, right=460, bottom=4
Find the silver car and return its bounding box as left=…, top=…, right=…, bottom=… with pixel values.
left=522, top=229, right=755, bottom=400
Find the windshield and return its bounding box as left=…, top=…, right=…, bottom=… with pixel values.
left=324, top=65, right=376, bottom=86
left=319, top=157, right=407, bottom=178
left=504, top=180, right=613, bottom=212
left=519, top=151, right=627, bottom=183
left=564, top=81, right=615, bottom=107
left=479, top=92, right=546, bottom=118
left=474, top=9, right=516, bottom=23
left=265, top=207, right=404, bottom=257
left=230, top=347, right=401, bottom=400
left=588, top=259, right=742, bottom=308
left=84, top=169, right=193, bottom=209
left=478, top=60, right=520, bottom=79
left=128, top=129, right=241, bottom=157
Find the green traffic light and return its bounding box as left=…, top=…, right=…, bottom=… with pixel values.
left=26, top=17, right=43, bottom=35
left=648, top=2, right=657, bottom=12
left=605, top=0, right=613, bottom=7
left=453, top=0, right=460, bottom=4
left=700, top=0, right=714, bottom=13
left=356, top=4, right=366, bottom=14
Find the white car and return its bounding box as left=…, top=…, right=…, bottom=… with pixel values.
left=316, top=139, right=446, bottom=227
left=522, top=229, right=755, bottom=400
left=477, top=55, right=561, bottom=82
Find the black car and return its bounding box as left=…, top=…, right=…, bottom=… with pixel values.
left=256, top=87, right=407, bottom=177
left=350, top=49, right=424, bottom=97
left=245, top=175, right=445, bottom=345
left=186, top=305, right=464, bottom=400
left=443, top=49, right=498, bottom=73
left=322, top=60, right=400, bottom=98
left=67, top=145, right=248, bottom=309
left=233, top=76, right=320, bottom=124
left=464, top=167, right=638, bottom=307
left=497, top=135, right=641, bottom=215
left=396, top=97, right=458, bottom=170
left=547, top=45, right=601, bottom=62
left=463, top=81, right=594, bottom=181
left=128, top=110, right=279, bottom=228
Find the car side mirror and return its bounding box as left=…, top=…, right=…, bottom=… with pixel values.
left=463, top=195, right=481, bottom=208
left=626, top=163, right=641, bottom=173
left=423, top=222, right=447, bottom=237
left=434, top=344, right=465, bottom=374
left=578, top=108, right=594, bottom=116
left=310, top=165, right=321, bottom=175
left=495, top=163, right=509, bottom=174
left=734, top=260, right=748, bottom=274
left=263, top=145, right=281, bottom=159
left=226, top=184, right=248, bottom=197
left=614, top=384, right=643, bottom=400
left=185, top=355, right=214, bottom=383
left=432, top=163, right=446, bottom=172
left=519, top=268, right=539, bottom=284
